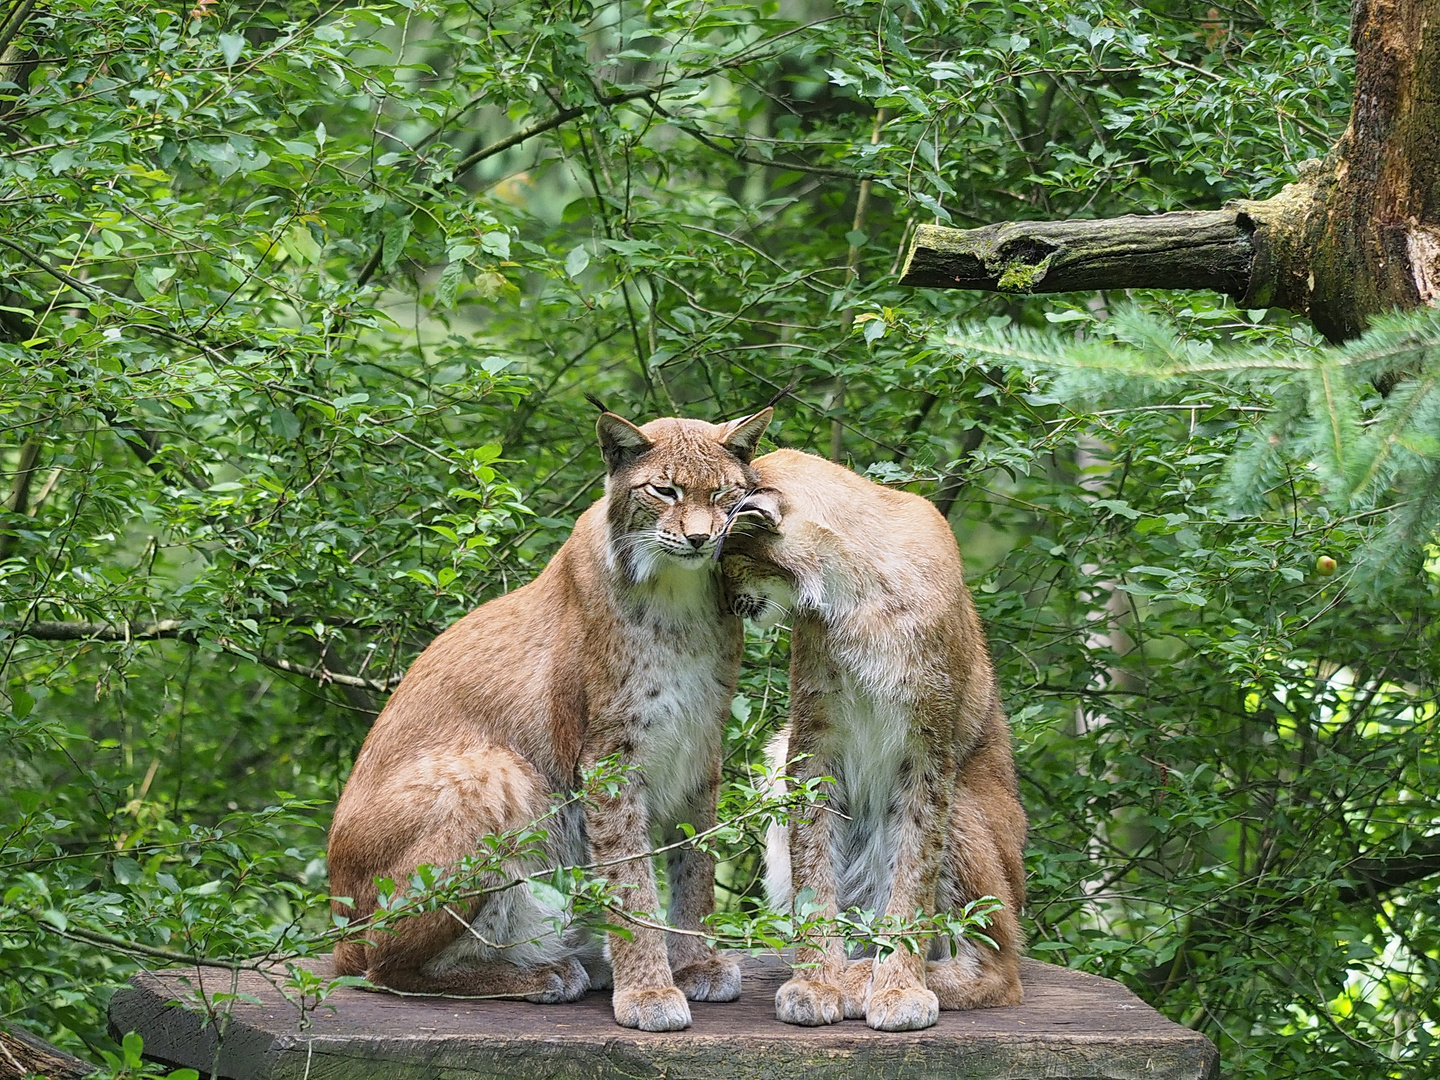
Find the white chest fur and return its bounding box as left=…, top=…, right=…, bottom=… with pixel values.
left=621, top=566, right=733, bottom=828
left=826, top=677, right=915, bottom=915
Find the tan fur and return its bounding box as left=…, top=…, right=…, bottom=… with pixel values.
left=722, top=448, right=1026, bottom=1032
left=329, top=409, right=771, bottom=1031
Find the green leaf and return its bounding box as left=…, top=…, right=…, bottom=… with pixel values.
left=480, top=231, right=511, bottom=258
left=219, top=33, right=245, bottom=66
left=435, top=260, right=466, bottom=308
left=268, top=408, right=302, bottom=440
left=382, top=216, right=413, bottom=273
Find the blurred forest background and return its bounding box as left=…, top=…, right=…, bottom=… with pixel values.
left=4, top=1, right=1440, bottom=1077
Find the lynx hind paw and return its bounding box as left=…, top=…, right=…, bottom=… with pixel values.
left=673, top=955, right=742, bottom=1002
left=841, top=959, right=873, bottom=1020
left=775, top=976, right=844, bottom=1026
left=524, top=957, right=591, bottom=1004
left=865, top=986, right=940, bottom=1032
left=612, top=986, right=692, bottom=1031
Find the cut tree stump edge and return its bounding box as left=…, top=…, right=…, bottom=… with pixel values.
left=108, top=953, right=1219, bottom=1080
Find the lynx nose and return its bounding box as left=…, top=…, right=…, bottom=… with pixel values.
left=685, top=533, right=709, bottom=549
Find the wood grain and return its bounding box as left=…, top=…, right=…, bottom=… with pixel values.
left=109, top=953, right=1218, bottom=1080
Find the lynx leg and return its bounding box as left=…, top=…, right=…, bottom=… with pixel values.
left=931, top=737, right=1027, bottom=1010
left=664, top=760, right=741, bottom=1003
left=584, top=764, right=691, bottom=1031
left=773, top=709, right=847, bottom=1027
left=864, top=748, right=953, bottom=1032
left=329, top=746, right=585, bottom=1001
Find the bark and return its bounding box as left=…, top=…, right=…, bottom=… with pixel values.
left=0, top=1024, right=93, bottom=1080
left=1305, top=0, right=1440, bottom=339
left=899, top=210, right=1254, bottom=297
left=899, top=0, right=1440, bottom=343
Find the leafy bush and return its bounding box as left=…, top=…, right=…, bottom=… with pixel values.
left=5, top=2, right=1437, bottom=1078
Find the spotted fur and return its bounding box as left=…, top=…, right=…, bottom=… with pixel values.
left=329, top=409, right=770, bottom=1031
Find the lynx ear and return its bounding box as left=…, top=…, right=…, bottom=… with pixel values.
left=717, top=407, right=773, bottom=464
left=597, top=412, right=652, bottom=472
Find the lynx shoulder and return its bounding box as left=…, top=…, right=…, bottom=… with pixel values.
left=722, top=448, right=1026, bottom=1032
left=328, top=408, right=771, bottom=1032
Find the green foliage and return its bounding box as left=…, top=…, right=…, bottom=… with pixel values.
left=945, top=304, right=1440, bottom=576
left=4, top=2, right=1438, bottom=1079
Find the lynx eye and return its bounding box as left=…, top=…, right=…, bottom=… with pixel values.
left=711, top=486, right=734, bottom=504
left=645, top=483, right=681, bottom=503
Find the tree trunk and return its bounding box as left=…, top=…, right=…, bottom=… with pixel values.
left=899, top=0, right=1440, bottom=343
left=0, top=1025, right=94, bottom=1080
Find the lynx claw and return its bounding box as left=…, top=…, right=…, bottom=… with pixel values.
left=866, top=986, right=940, bottom=1032
left=612, top=986, right=692, bottom=1031
left=775, top=976, right=844, bottom=1026
left=523, top=957, right=591, bottom=1004
left=673, top=955, right=742, bottom=1002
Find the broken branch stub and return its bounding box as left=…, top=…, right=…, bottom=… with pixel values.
left=897, top=0, right=1440, bottom=344
left=898, top=211, right=1255, bottom=298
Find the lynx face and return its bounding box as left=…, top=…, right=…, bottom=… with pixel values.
left=598, top=409, right=771, bottom=581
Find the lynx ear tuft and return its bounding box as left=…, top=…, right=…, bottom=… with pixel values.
left=597, top=412, right=652, bottom=472
left=717, top=407, right=773, bottom=464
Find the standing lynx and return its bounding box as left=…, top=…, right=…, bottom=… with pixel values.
left=721, top=449, right=1026, bottom=1032
left=328, top=408, right=771, bottom=1032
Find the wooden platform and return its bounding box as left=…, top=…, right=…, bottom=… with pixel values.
left=108, top=953, right=1218, bottom=1080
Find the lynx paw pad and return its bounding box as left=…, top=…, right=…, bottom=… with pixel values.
left=775, top=977, right=844, bottom=1026
left=612, top=986, right=692, bottom=1031
left=866, top=986, right=940, bottom=1032
left=673, top=955, right=742, bottom=1002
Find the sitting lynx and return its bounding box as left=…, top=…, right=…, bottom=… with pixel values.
left=721, top=449, right=1026, bottom=1031
left=329, top=407, right=771, bottom=1032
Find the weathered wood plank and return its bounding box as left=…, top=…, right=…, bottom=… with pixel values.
left=109, top=953, right=1218, bottom=1080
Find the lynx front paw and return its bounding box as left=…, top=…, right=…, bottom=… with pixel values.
left=775, top=976, right=843, bottom=1026
left=612, top=986, right=692, bottom=1031
left=865, top=986, right=940, bottom=1032
left=673, top=955, right=741, bottom=1002
left=524, top=957, right=591, bottom=1004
